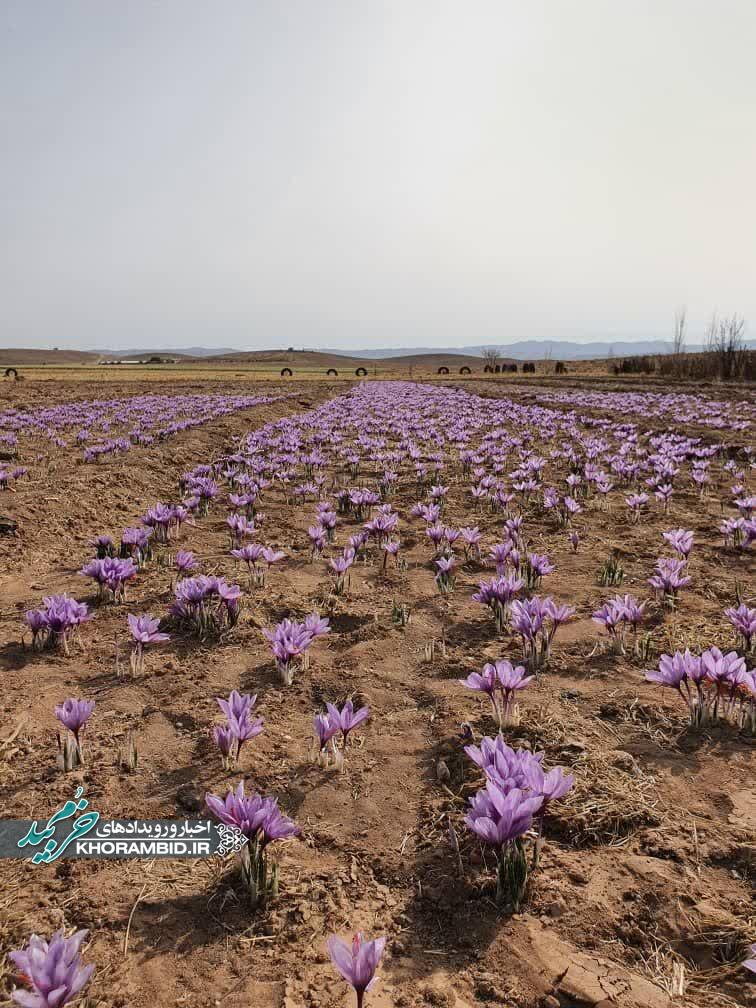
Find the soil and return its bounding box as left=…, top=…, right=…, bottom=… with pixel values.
left=0, top=376, right=753, bottom=1008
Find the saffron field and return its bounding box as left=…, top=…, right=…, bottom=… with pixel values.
left=0, top=375, right=754, bottom=1008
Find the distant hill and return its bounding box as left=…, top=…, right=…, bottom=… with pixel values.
left=2, top=339, right=753, bottom=368
left=0, top=348, right=101, bottom=365
left=330, top=338, right=756, bottom=359
left=335, top=340, right=677, bottom=360
left=107, top=346, right=235, bottom=358
left=198, top=349, right=366, bottom=368
left=42, top=340, right=687, bottom=361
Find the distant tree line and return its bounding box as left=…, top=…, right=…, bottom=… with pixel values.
left=613, top=312, right=754, bottom=381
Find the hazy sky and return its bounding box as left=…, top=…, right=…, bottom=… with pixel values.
left=1, top=1, right=755, bottom=351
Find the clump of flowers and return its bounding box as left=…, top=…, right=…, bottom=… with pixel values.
left=721, top=517, right=755, bottom=550
left=646, top=647, right=755, bottom=730
left=381, top=538, right=401, bottom=568
left=510, top=596, right=574, bottom=670
left=231, top=543, right=266, bottom=587
left=648, top=556, right=691, bottom=606
left=592, top=594, right=646, bottom=655
left=662, top=528, right=693, bottom=559
left=205, top=782, right=299, bottom=908
left=725, top=603, right=756, bottom=653
left=92, top=534, right=115, bottom=558
left=523, top=552, right=554, bottom=590
left=328, top=548, right=355, bottom=595
left=175, top=550, right=196, bottom=576
left=473, top=574, right=524, bottom=632
left=127, top=613, right=169, bottom=675
left=142, top=502, right=177, bottom=544
left=460, top=526, right=482, bottom=560
left=120, top=526, right=153, bottom=566
left=171, top=575, right=241, bottom=636
left=24, top=595, right=91, bottom=654
left=311, top=699, right=370, bottom=770
left=55, top=698, right=95, bottom=768
left=626, top=493, right=648, bottom=523
left=226, top=512, right=256, bottom=548
left=654, top=482, right=674, bottom=513
left=213, top=690, right=264, bottom=768
left=460, top=660, right=533, bottom=727
left=327, top=933, right=386, bottom=1008
left=262, top=546, right=286, bottom=578
left=308, top=523, right=327, bottom=557
left=464, top=735, right=573, bottom=910
left=263, top=611, right=330, bottom=685
left=548, top=492, right=581, bottom=528
left=80, top=556, right=137, bottom=602
left=9, top=928, right=94, bottom=1008
left=434, top=555, right=457, bottom=594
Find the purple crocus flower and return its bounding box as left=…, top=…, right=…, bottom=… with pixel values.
left=700, top=646, right=746, bottom=686
left=459, top=664, right=499, bottom=706
left=205, top=782, right=299, bottom=844
left=228, top=712, right=265, bottom=753
left=459, top=525, right=482, bottom=558
left=382, top=538, right=401, bottom=565
left=523, top=762, right=574, bottom=804
left=496, top=660, right=534, bottom=696
left=626, top=493, right=648, bottom=522
left=175, top=550, right=196, bottom=574
left=329, top=550, right=355, bottom=575
left=327, top=933, right=387, bottom=1008
left=304, top=611, right=331, bottom=638
left=326, top=699, right=370, bottom=744
left=308, top=524, right=327, bottom=554
left=260, top=801, right=301, bottom=844
left=426, top=523, right=446, bottom=550
left=54, top=699, right=95, bottom=742
left=217, top=690, right=257, bottom=722
left=434, top=554, right=457, bottom=593
left=263, top=616, right=324, bottom=684
left=24, top=609, right=49, bottom=649
left=524, top=552, right=554, bottom=589
left=262, top=547, right=286, bottom=568
left=725, top=603, right=756, bottom=651
left=9, top=928, right=94, bottom=1008
left=435, top=556, right=456, bottom=573
left=231, top=543, right=265, bottom=568
left=204, top=779, right=298, bottom=906
left=127, top=613, right=169, bottom=646
left=213, top=722, right=236, bottom=760
left=662, top=528, right=693, bottom=558
left=313, top=712, right=340, bottom=751
left=127, top=613, right=169, bottom=674
left=39, top=595, right=91, bottom=653
left=648, top=557, right=691, bottom=601
left=81, top=556, right=137, bottom=601
left=646, top=649, right=698, bottom=689
left=465, top=781, right=543, bottom=847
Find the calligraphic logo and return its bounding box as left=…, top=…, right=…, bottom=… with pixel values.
left=18, top=787, right=99, bottom=864
left=0, top=790, right=247, bottom=862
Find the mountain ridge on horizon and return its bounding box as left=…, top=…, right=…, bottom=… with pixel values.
left=101, top=337, right=755, bottom=361
left=4, top=337, right=754, bottom=362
